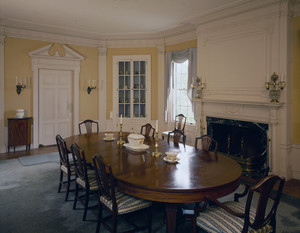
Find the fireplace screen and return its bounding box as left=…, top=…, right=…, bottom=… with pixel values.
left=206, top=117, right=269, bottom=179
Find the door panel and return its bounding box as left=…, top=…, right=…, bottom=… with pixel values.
left=39, top=69, right=73, bottom=145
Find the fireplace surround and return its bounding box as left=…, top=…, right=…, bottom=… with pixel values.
left=207, top=117, right=269, bottom=179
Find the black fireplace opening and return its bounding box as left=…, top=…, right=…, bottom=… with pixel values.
left=206, top=117, right=269, bottom=179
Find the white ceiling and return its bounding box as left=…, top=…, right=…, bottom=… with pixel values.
left=0, top=0, right=243, bottom=39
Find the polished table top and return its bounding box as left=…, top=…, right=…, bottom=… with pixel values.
left=64, top=132, right=242, bottom=203
left=65, top=131, right=242, bottom=233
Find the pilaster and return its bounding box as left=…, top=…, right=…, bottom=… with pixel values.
left=0, top=32, right=5, bottom=152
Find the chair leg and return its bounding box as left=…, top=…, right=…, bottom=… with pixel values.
left=95, top=204, right=102, bottom=233
left=73, top=183, right=78, bottom=210
left=82, top=188, right=89, bottom=221
left=65, top=173, right=71, bottom=201
left=147, top=206, right=152, bottom=233
left=193, top=214, right=199, bottom=233
left=58, top=170, right=63, bottom=193
left=112, top=213, right=118, bottom=233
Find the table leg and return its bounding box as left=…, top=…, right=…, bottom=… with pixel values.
left=165, top=203, right=178, bottom=233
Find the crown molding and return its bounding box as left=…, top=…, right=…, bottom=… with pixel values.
left=164, top=30, right=197, bottom=46
left=2, top=26, right=103, bottom=47
left=106, top=38, right=164, bottom=48
left=1, top=0, right=298, bottom=48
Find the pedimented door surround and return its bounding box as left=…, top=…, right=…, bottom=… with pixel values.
left=29, top=43, right=84, bottom=148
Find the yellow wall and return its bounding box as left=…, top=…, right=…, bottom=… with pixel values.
left=68, top=44, right=99, bottom=121
left=4, top=37, right=99, bottom=124
left=4, top=37, right=48, bottom=122
left=106, top=47, right=158, bottom=120
left=293, top=17, right=300, bottom=143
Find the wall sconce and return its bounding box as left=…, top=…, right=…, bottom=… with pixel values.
left=265, top=72, right=286, bottom=102
left=87, top=80, right=96, bottom=94
left=191, top=76, right=205, bottom=99
left=16, top=76, right=29, bottom=95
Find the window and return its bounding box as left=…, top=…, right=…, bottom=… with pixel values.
left=165, top=48, right=197, bottom=125
left=172, top=60, right=195, bottom=124
left=113, top=55, right=151, bottom=122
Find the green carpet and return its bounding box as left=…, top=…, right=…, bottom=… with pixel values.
left=0, top=158, right=299, bottom=233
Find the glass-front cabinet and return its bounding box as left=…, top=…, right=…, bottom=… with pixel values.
left=113, top=55, right=151, bottom=125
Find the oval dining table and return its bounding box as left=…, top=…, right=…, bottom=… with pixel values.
left=64, top=131, right=242, bottom=233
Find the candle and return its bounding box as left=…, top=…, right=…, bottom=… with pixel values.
left=21, top=77, right=23, bottom=85
left=16, top=76, right=18, bottom=85
left=281, top=72, right=283, bottom=81
left=266, top=73, right=269, bottom=82
left=120, top=114, right=122, bottom=124
left=93, top=80, right=96, bottom=88
left=88, top=80, right=91, bottom=87
left=155, top=120, right=158, bottom=133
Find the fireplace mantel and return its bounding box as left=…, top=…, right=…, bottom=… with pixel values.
left=193, top=98, right=284, bottom=109
left=193, top=98, right=289, bottom=179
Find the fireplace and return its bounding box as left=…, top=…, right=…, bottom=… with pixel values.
left=206, top=117, right=269, bottom=179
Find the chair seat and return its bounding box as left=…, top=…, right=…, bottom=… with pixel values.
left=162, top=131, right=184, bottom=140
left=76, top=170, right=98, bottom=190
left=60, top=160, right=75, bottom=174
left=196, top=201, right=273, bottom=233
left=100, top=188, right=151, bottom=215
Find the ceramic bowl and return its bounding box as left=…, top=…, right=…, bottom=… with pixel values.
left=127, top=134, right=145, bottom=147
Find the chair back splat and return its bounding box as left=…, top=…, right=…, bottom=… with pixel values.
left=141, top=123, right=155, bottom=137
left=194, top=175, right=285, bottom=233
left=168, top=129, right=186, bottom=145
left=79, top=119, right=99, bottom=134
left=93, top=154, right=152, bottom=233
left=195, top=135, right=218, bottom=159
left=70, top=143, right=98, bottom=221
left=175, top=114, right=187, bottom=133
left=246, top=175, right=285, bottom=231
left=55, top=134, right=74, bottom=201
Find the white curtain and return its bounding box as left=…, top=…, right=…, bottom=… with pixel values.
left=165, top=48, right=197, bottom=122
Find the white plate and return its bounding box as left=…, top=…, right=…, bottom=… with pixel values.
left=124, top=143, right=149, bottom=152
left=103, top=137, right=116, bottom=141
left=163, top=156, right=180, bottom=163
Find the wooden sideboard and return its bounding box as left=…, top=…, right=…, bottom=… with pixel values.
left=7, top=117, right=32, bottom=152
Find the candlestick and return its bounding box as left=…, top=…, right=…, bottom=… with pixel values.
left=16, top=76, right=27, bottom=95
left=265, top=72, right=286, bottom=102
left=152, top=131, right=162, bottom=158
left=87, top=79, right=96, bottom=94
left=117, top=122, right=125, bottom=145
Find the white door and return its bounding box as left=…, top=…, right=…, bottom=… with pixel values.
left=39, top=69, right=73, bottom=146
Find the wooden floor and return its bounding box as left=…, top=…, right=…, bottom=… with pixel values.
left=1, top=146, right=300, bottom=199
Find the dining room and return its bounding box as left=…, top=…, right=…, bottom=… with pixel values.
left=1, top=0, right=300, bottom=232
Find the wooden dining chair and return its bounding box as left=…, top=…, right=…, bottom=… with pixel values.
left=168, top=129, right=186, bottom=146
left=162, top=113, right=187, bottom=139
left=140, top=123, right=155, bottom=137
left=55, top=134, right=75, bottom=201
left=78, top=119, right=99, bottom=134
left=193, top=175, right=285, bottom=233
left=195, top=135, right=218, bottom=159
left=70, top=143, right=98, bottom=221
left=93, top=154, right=152, bottom=233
